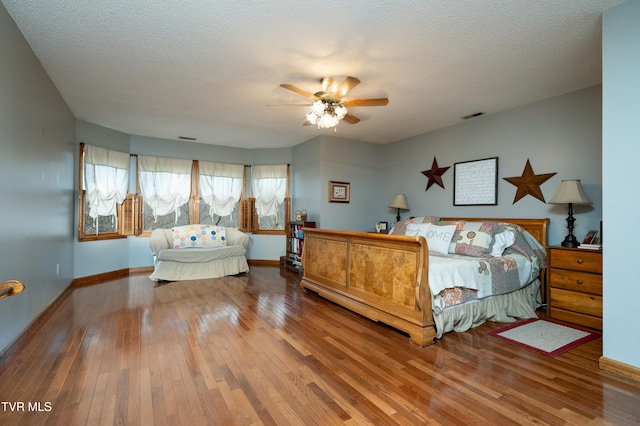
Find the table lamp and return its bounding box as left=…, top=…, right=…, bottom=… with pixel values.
left=389, top=193, right=409, bottom=222
left=549, top=179, right=592, bottom=247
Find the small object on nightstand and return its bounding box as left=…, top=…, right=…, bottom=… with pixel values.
left=546, top=245, right=602, bottom=330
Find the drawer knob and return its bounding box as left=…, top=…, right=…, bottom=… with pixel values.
left=577, top=259, right=583, bottom=264
left=577, top=279, right=583, bottom=285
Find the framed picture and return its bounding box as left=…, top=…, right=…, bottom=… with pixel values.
left=329, top=181, right=350, bottom=203
left=583, top=230, right=598, bottom=244
left=453, top=157, right=498, bottom=206
left=376, top=221, right=388, bottom=233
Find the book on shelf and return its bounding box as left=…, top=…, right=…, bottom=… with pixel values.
left=579, top=243, right=602, bottom=250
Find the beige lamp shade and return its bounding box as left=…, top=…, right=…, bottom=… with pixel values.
left=549, top=180, right=592, bottom=205
left=389, top=193, right=409, bottom=210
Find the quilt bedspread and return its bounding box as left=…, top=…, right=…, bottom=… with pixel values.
left=429, top=253, right=540, bottom=313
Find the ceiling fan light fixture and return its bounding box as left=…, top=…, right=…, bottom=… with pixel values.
left=277, top=76, right=388, bottom=130
left=307, top=99, right=347, bottom=130
left=312, top=99, right=325, bottom=115
left=305, top=111, right=318, bottom=124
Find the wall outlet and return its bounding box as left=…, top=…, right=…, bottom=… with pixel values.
left=56, top=264, right=60, bottom=275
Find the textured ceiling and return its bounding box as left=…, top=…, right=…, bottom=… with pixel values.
left=2, top=0, right=623, bottom=149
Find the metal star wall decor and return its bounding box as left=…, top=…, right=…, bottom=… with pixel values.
left=421, top=157, right=450, bottom=190
left=503, top=159, right=556, bottom=203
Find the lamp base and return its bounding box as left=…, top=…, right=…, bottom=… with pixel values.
left=560, top=204, right=580, bottom=248
left=560, top=235, right=580, bottom=248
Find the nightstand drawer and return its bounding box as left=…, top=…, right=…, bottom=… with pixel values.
left=549, top=308, right=602, bottom=330
left=549, top=287, right=602, bottom=317
left=549, top=249, right=602, bottom=274
left=549, top=268, right=602, bottom=295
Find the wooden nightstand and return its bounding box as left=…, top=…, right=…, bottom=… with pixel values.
left=546, top=246, right=602, bottom=330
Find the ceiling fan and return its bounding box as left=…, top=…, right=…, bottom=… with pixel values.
left=276, top=76, right=389, bottom=129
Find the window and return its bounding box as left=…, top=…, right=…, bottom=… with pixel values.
left=138, top=155, right=192, bottom=231
left=78, top=143, right=130, bottom=241
left=250, top=164, right=290, bottom=232
left=79, top=146, right=286, bottom=237
left=198, top=161, right=244, bottom=227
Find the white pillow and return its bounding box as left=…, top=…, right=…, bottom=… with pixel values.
left=405, top=223, right=431, bottom=237
left=407, top=223, right=456, bottom=255
left=490, top=229, right=517, bottom=256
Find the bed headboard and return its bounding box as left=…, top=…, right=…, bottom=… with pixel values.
left=439, top=217, right=549, bottom=247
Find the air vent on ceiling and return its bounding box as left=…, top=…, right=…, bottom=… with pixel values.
left=178, top=136, right=197, bottom=141
left=461, top=112, right=485, bottom=120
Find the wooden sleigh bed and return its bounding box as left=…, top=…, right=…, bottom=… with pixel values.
left=300, top=217, right=549, bottom=347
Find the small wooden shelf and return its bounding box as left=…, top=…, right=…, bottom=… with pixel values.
left=285, top=221, right=315, bottom=274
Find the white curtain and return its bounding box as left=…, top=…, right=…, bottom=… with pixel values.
left=84, top=145, right=130, bottom=232
left=199, top=161, right=244, bottom=217
left=138, top=155, right=192, bottom=221
left=251, top=164, right=287, bottom=217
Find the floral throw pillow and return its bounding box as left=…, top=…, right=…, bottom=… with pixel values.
left=172, top=224, right=226, bottom=248
left=445, top=221, right=507, bottom=257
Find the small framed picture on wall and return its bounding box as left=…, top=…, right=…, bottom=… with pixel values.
left=329, top=181, right=350, bottom=203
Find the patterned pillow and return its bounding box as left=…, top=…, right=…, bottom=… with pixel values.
left=443, top=221, right=507, bottom=257
left=172, top=224, right=227, bottom=248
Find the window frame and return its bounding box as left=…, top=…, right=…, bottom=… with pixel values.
left=248, top=164, right=290, bottom=235
left=77, top=143, right=130, bottom=242
left=137, top=158, right=250, bottom=236
left=79, top=148, right=289, bottom=239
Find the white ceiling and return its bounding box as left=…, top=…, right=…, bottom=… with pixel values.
left=2, top=0, right=623, bottom=149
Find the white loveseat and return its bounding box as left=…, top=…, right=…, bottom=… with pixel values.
left=149, top=225, right=249, bottom=281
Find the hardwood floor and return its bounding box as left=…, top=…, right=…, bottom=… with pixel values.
left=1, top=267, right=639, bottom=425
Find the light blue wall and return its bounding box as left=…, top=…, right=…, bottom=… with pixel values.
left=292, top=135, right=385, bottom=232
left=291, top=137, right=322, bottom=224
left=381, top=86, right=603, bottom=245
left=0, top=3, right=75, bottom=354
left=602, top=0, right=640, bottom=370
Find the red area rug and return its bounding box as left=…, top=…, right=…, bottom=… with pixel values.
left=487, top=318, right=600, bottom=357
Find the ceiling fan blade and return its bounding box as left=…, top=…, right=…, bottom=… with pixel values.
left=342, top=113, right=361, bottom=124
left=336, top=76, right=361, bottom=98
left=321, top=77, right=334, bottom=93
left=266, top=103, right=312, bottom=106
left=280, top=84, right=315, bottom=99
left=313, top=90, right=331, bottom=99
left=343, top=98, right=389, bottom=107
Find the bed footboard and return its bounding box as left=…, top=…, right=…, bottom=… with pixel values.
left=300, top=229, right=436, bottom=347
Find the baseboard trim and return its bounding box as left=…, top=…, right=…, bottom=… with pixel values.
left=0, top=281, right=74, bottom=365
left=600, top=356, right=640, bottom=382
left=73, top=266, right=154, bottom=288
left=248, top=259, right=280, bottom=267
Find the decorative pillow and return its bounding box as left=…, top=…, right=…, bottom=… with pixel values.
left=390, top=216, right=439, bottom=235
left=405, top=223, right=431, bottom=238
left=172, top=224, right=227, bottom=248
left=407, top=223, right=456, bottom=254
left=444, top=221, right=507, bottom=257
